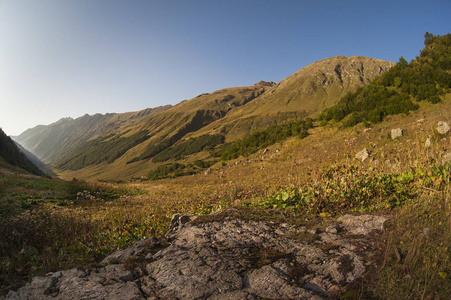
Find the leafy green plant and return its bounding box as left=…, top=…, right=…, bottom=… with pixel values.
left=251, top=163, right=451, bottom=215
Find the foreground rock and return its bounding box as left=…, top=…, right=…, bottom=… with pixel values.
left=5, top=210, right=387, bottom=300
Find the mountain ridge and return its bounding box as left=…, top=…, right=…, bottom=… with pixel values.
left=13, top=55, right=394, bottom=179
left=0, top=128, right=43, bottom=176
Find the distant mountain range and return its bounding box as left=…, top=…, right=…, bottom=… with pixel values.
left=12, top=55, right=394, bottom=179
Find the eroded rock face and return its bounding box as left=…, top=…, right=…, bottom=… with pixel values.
left=101, top=237, right=160, bottom=265
left=5, top=266, right=144, bottom=300
left=5, top=211, right=387, bottom=300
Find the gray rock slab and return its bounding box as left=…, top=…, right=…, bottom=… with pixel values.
left=5, top=212, right=388, bottom=300
left=101, top=236, right=159, bottom=265
left=337, top=214, right=387, bottom=235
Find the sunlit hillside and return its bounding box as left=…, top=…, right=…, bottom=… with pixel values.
left=13, top=56, right=393, bottom=181
left=1, top=33, right=450, bottom=298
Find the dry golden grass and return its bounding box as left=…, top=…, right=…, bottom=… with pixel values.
left=2, top=94, right=451, bottom=297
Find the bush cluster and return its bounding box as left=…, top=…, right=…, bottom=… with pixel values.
left=220, top=119, right=313, bottom=161
left=252, top=163, right=451, bottom=215
left=152, top=134, right=224, bottom=162
left=147, top=159, right=216, bottom=180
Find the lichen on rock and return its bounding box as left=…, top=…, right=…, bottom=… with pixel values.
left=4, top=210, right=387, bottom=300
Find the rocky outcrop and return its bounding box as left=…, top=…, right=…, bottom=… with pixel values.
left=255, top=81, right=276, bottom=87
left=5, top=210, right=387, bottom=300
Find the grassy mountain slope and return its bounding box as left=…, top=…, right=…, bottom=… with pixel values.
left=2, top=89, right=450, bottom=299
left=194, top=55, right=394, bottom=141
left=319, top=32, right=451, bottom=127
left=1, top=33, right=450, bottom=298
left=13, top=106, right=171, bottom=163
left=16, top=55, right=393, bottom=179
left=0, top=128, right=43, bottom=176
left=53, top=85, right=267, bottom=171
left=14, top=142, right=54, bottom=175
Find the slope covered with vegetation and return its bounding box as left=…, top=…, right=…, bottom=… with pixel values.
left=2, top=32, right=450, bottom=298
left=0, top=129, right=43, bottom=176
left=2, top=90, right=451, bottom=297
left=318, top=32, right=451, bottom=127
left=14, top=56, right=393, bottom=180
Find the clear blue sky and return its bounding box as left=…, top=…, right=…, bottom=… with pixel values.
left=1, top=0, right=450, bottom=136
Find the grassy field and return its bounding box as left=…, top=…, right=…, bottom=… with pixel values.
left=1, top=95, right=451, bottom=298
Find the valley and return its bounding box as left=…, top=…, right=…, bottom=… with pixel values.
left=13, top=55, right=393, bottom=181
left=1, top=33, right=450, bottom=299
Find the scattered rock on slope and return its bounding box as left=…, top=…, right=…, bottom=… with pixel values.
left=355, top=148, right=370, bottom=162
left=437, top=121, right=450, bottom=135
left=5, top=210, right=387, bottom=300
left=391, top=128, right=403, bottom=140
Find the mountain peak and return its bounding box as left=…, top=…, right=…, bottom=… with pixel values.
left=254, top=81, right=276, bottom=87
left=14, top=55, right=394, bottom=179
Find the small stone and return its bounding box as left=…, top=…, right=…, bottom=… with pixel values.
left=337, top=214, right=387, bottom=236
left=355, top=148, right=370, bottom=162
left=308, top=228, right=321, bottom=235
left=422, top=227, right=431, bottom=238
left=437, top=121, right=450, bottom=135
left=391, top=128, right=403, bottom=140
left=170, top=214, right=180, bottom=225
